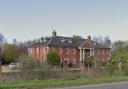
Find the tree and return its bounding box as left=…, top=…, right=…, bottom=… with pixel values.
left=18, top=41, right=30, bottom=55
left=47, top=50, right=60, bottom=67
left=110, top=40, right=128, bottom=75
left=93, top=36, right=103, bottom=44
left=72, top=35, right=83, bottom=39
left=84, top=56, right=94, bottom=69
left=104, top=36, right=111, bottom=46
left=18, top=55, right=39, bottom=71
left=93, top=36, right=111, bottom=45
left=2, top=44, right=21, bottom=63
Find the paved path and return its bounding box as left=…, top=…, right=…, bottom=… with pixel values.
left=56, top=82, right=128, bottom=89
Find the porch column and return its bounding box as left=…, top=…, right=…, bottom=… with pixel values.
left=80, top=48, right=85, bottom=74
left=83, top=49, right=85, bottom=61
left=93, top=49, right=95, bottom=56
left=90, top=49, right=91, bottom=56
left=80, top=48, right=82, bottom=62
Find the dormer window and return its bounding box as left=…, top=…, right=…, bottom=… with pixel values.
left=67, top=39, right=72, bottom=43
left=61, top=38, right=66, bottom=43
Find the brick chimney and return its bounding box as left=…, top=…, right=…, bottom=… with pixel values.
left=52, top=30, right=57, bottom=37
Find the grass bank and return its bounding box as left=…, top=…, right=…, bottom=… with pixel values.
left=0, top=76, right=128, bottom=89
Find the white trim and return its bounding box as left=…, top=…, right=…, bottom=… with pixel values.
left=44, top=47, right=46, bottom=54
left=83, top=49, right=85, bottom=61
left=79, top=40, right=94, bottom=48
left=73, top=58, right=76, bottom=64
left=47, top=46, right=49, bottom=53
left=66, top=48, right=69, bottom=54
left=93, top=49, right=95, bottom=56
left=73, top=48, right=76, bottom=54
left=80, top=48, right=82, bottom=62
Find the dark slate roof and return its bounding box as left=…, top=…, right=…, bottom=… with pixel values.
left=47, top=36, right=85, bottom=48
left=94, top=44, right=111, bottom=49
left=29, top=36, right=111, bottom=49
left=28, top=42, right=46, bottom=48
left=28, top=37, right=51, bottom=48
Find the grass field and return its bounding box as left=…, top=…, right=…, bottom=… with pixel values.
left=0, top=76, right=128, bottom=89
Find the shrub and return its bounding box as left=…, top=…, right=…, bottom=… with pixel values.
left=2, top=44, right=21, bottom=63
left=104, top=63, right=115, bottom=75
left=47, top=50, right=60, bottom=67
left=84, top=56, right=94, bottom=68
left=18, top=55, right=39, bottom=71
left=122, top=63, right=128, bottom=76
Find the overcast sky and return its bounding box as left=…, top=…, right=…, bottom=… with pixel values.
left=0, top=0, right=128, bottom=43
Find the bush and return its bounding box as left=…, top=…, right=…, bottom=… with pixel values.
left=2, top=44, right=21, bottom=63
left=122, top=63, right=128, bottom=76
left=84, top=56, right=94, bottom=68
left=104, top=63, right=115, bottom=75
left=17, top=55, right=62, bottom=80
left=47, top=50, right=60, bottom=67
left=18, top=55, right=39, bottom=71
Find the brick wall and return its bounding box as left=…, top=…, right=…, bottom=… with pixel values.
left=94, top=48, right=110, bottom=63
left=28, top=46, right=110, bottom=64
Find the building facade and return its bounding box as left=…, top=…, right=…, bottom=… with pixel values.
left=28, top=31, right=111, bottom=65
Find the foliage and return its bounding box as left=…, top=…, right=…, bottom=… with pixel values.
left=2, top=44, right=21, bottom=63
left=111, top=41, right=128, bottom=65
left=123, top=63, right=128, bottom=76
left=18, top=55, right=39, bottom=71
left=18, top=42, right=28, bottom=55
left=104, top=63, right=116, bottom=75
left=93, top=36, right=111, bottom=45
left=109, top=40, right=128, bottom=75
left=84, top=56, right=94, bottom=68
left=47, top=50, right=60, bottom=66
left=72, top=35, right=83, bottom=39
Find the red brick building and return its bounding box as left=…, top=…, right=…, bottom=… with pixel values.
left=28, top=30, right=111, bottom=65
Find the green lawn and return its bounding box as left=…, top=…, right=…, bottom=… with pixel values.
left=0, top=76, right=128, bottom=89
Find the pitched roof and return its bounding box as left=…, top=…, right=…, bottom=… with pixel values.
left=47, top=36, right=85, bottom=48
left=29, top=36, right=111, bottom=49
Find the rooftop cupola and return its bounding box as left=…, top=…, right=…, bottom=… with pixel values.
left=52, top=30, right=57, bottom=37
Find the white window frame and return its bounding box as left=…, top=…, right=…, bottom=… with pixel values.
left=73, top=48, right=76, bottom=54
left=66, top=48, right=69, bottom=54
